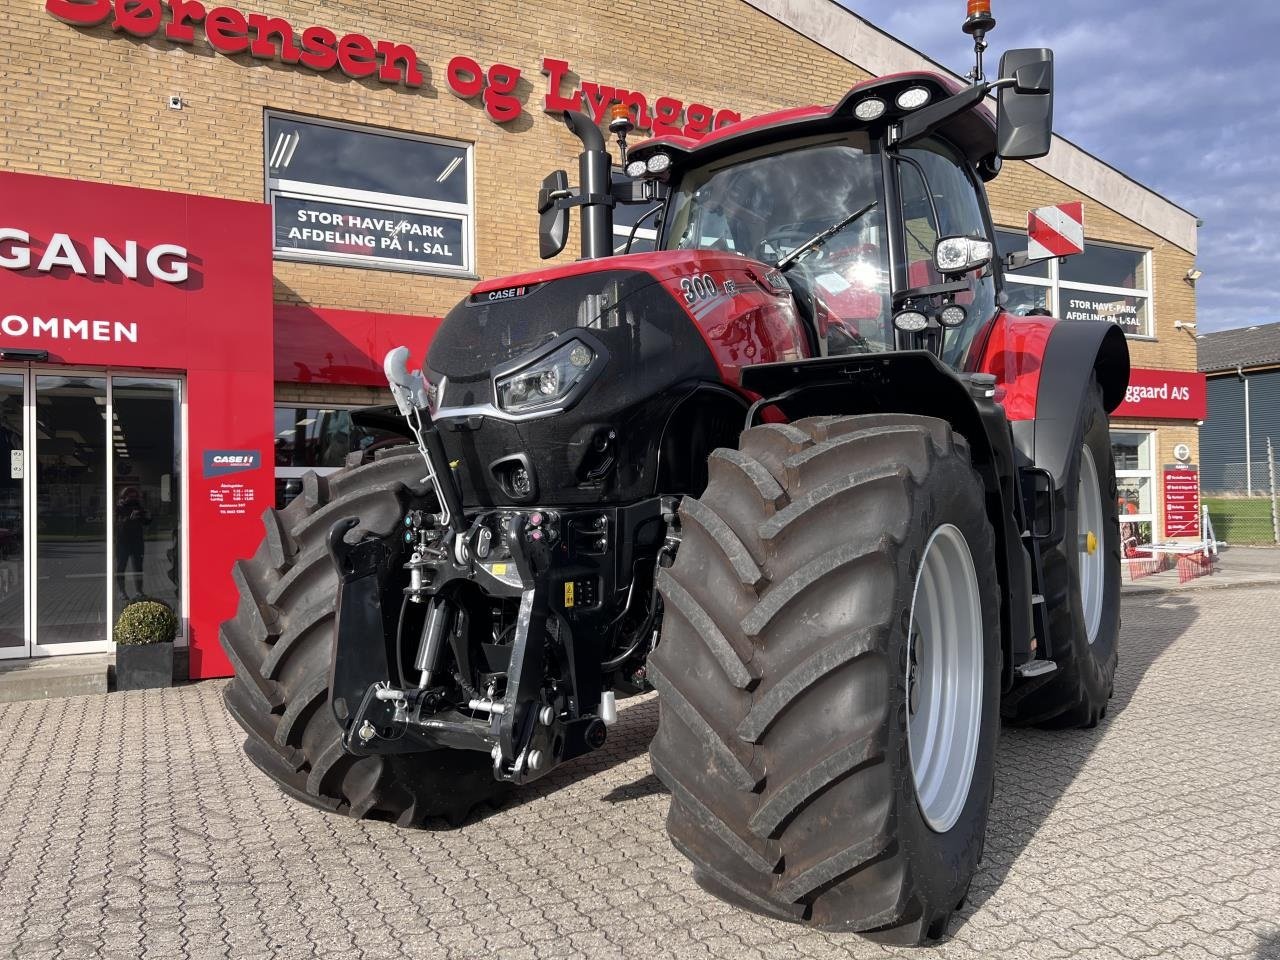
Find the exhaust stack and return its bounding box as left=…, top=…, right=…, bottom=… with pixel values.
left=563, top=110, right=614, bottom=260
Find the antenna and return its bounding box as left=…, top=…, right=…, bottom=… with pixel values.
left=962, top=1, right=997, bottom=84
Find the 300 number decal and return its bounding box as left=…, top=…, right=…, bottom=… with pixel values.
left=680, top=273, right=718, bottom=304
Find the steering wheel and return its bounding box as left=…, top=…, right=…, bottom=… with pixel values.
left=755, top=223, right=823, bottom=265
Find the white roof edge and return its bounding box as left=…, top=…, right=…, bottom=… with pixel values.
left=740, top=0, right=1199, bottom=255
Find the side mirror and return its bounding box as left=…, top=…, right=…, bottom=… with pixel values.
left=996, top=48, right=1054, bottom=160
left=537, top=170, right=570, bottom=260
left=935, top=236, right=993, bottom=276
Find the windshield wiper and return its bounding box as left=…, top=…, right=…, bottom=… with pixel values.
left=776, top=200, right=879, bottom=273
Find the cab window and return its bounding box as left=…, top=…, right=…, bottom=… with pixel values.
left=896, top=139, right=997, bottom=368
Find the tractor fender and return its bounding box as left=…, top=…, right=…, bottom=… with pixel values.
left=1015, top=320, right=1129, bottom=490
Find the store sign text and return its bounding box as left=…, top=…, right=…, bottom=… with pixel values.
left=45, top=2, right=737, bottom=137
left=1113, top=368, right=1207, bottom=421
left=0, top=226, right=193, bottom=345
left=446, top=56, right=740, bottom=136
left=45, top=0, right=423, bottom=87
left=0, top=228, right=188, bottom=283
left=275, top=198, right=463, bottom=268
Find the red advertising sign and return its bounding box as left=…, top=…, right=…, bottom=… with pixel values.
left=1164, top=466, right=1201, bottom=539
left=0, top=170, right=274, bottom=679
left=1114, top=367, right=1207, bottom=421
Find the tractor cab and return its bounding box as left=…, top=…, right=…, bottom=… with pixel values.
left=542, top=49, right=1055, bottom=372
left=638, top=62, right=1053, bottom=364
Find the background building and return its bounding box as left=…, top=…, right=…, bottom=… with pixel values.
left=1200, top=322, right=1280, bottom=494
left=1, top=0, right=1200, bottom=675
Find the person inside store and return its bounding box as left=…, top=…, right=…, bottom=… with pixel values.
left=115, top=486, right=150, bottom=603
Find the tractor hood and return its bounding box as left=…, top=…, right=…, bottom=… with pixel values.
left=423, top=248, right=805, bottom=508
left=427, top=249, right=778, bottom=390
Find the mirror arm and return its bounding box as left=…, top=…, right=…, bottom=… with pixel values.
left=893, top=279, right=970, bottom=305
left=891, top=83, right=990, bottom=148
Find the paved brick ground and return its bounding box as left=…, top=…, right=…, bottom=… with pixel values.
left=2, top=586, right=1279, bottom=960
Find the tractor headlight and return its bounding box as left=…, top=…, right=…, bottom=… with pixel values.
left=496, top=339, right=595, bottom=413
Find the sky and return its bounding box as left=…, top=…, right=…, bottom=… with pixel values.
left=842, top=1, right=1280, bottom=332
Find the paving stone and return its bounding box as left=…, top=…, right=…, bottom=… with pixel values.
left=1, top=588, right=1279, bottom=959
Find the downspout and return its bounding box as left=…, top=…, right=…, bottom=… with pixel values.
left=1239, top=365, right=1252, bottom=495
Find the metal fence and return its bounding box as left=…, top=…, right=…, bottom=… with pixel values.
left=1203, top=440, right=1280, bottom=546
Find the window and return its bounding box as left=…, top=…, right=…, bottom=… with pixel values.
left=274, top=406, right=406, bottom=508
left=266, top=112, right=474, bottom=275
left=898, top=140, right=998, bottom=368
left=998, top=229, right=1153, bottom=337
left=1112, top=430, right=1155, bottom=555
left=664, top=135, right=892, bottom=356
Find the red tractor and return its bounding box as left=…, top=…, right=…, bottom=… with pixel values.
left=222, top=4, right=1125, bottom=945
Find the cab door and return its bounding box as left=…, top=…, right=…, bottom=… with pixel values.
left=894, top=137, right=1000, bottom=369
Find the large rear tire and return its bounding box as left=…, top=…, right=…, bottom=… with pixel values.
left=1002, top=378, right=1121, bottom=728
left=219, top=448, right=507, bottom=827
left=649, top=415, right=1002, bottom=944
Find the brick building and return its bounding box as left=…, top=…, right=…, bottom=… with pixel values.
left=0, top=0, right=1201, bottom=672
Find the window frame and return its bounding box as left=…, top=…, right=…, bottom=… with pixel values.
left=996, top=230, right=1154, bottom=339
left=264, top=110, right=477, bottom=278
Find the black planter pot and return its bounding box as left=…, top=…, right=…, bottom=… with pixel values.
left=115, top=641, right=175, bottom=691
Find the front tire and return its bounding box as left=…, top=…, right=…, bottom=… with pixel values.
left=219, top=448, right=507, bottom=827
left=648, top=415, right=1002, bottom=944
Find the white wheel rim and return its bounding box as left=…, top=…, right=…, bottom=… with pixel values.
left=906, top=523, right=984, bottom=834
left=1077, top=445, right=1105, bottom=645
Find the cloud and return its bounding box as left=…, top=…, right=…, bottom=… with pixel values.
left=843, top=0, right=1280, bottom=331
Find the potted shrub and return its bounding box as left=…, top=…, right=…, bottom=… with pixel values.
left=114, top=600, right=178, bottom=691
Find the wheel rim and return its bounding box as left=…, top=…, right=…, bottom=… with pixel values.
left=1077, top=445, right=1106, bottom=645
left=906, top=523, right=984, bottom=834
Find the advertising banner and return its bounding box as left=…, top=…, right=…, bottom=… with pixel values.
left=1164, top=465, right=1201, bottom=539
left=274, top=196, right=465, bottom=270
left=1114, top=367, right=1207, bottom=421
left=1061, top=292, right=1148, bottom=336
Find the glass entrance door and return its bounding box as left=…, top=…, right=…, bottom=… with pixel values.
left=0, top=374, right=26, bottom=658
left=34, top=375, right=109, bottom=653
left=0, top=368, right=185, bottom=658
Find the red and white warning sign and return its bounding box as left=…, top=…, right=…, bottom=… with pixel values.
left=1028, top=202, right=1085, bottom=260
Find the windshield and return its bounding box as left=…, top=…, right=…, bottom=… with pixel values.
left=662, top=136, right=891, bottom=355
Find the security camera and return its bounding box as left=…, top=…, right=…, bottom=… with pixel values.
left=168, top=95, right=183, bottom=110
left=1174, top=320, right=1196, bottom=331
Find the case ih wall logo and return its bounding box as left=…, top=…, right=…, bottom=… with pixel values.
left=45, top=1, right=738, bottom=137
left=203, top=450, right=261, bottom=478
left=0, top=227, right=189, bottom=344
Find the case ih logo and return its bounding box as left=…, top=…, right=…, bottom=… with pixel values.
left=45, top=0, right=424, bottom=87
left=203, top=450, right=261, bottom=478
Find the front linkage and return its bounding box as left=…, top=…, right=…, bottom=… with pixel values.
left=326, top=349, right=669, bottom=785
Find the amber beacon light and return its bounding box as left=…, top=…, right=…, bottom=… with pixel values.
left=963, top=0, right=996, bottom=35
